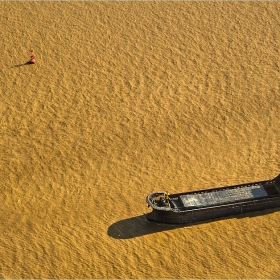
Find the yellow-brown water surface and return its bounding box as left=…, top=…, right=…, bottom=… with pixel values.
left=0, top=1, right=280, bottom=278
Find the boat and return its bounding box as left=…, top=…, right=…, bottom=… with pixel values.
left=146, top=174, right=280, bottom=224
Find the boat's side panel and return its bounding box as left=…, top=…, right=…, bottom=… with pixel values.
left=240, top=197, right=280, bottom=214
left=147, top=205, right=241, bottom=224
left=147, top=197, right=280, bottom=224
left=274, top=174, right=280, bottom=184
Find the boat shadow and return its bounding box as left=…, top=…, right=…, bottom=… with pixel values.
left=107, top=214, right=185, bottom=239
left=108, top=208, right=280, bottom=239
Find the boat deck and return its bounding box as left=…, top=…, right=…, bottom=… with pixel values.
left=147, top=174, right=280, bottom=224
left=177, top=184, right=268, bottom=209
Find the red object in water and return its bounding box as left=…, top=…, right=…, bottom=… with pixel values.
left=30, top=57, right=35, bottom=64
left=30, top=50, right=35, bottom=64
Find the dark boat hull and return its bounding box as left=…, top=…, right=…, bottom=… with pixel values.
left=147, top=196, right=280, bottom=224
left=146, top=174, right=280, bottom=224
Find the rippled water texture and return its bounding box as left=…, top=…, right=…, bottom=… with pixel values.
left=1, top=1, right=280, bottom=278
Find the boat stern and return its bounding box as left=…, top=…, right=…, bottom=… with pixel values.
left=146, top=191, right=171, bottom=210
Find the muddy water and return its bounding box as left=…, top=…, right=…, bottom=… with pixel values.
left=0, top=2, right=280, bottom=278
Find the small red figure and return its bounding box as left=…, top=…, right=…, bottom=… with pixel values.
left=30, top=49, right=35, bottom=64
